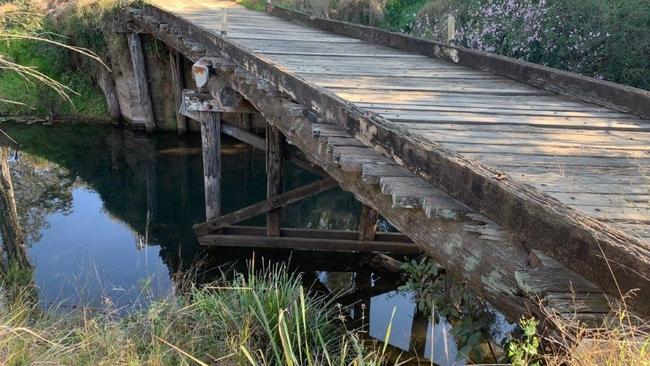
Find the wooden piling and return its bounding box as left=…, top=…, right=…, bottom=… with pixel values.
left=266, top=124, right=284, bottom=236
left=200, top=112, right=221, bottom=220
left=358, top=205, right=378, bottom=241
left=169, top=48, right=187, bottom=135
left=239, top=112, right=252, bottom=131
left=98, top=67, right=122, bottom=121
left=126, top=33, right=156, bottom=133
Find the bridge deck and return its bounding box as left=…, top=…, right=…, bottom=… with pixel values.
left=139, top=0, right=650, bottom=317
left=154, top=0, right=649, bottom=242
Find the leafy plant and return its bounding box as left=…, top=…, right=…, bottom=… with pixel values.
left=399, top=257, right=493, bottom=362
left=507, top=317, right=541, bottom=366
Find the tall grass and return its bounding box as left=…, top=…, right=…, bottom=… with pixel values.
left=0, top=262, right=404, bottom=365
left=538, top=298, right=650, bottom=366
left=0, top=0, right=120, bottom=117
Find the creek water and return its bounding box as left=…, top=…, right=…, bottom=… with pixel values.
left=0, top=123, right=512, bottom=364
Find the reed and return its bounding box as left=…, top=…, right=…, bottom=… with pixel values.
left=0, top=261, right=404, bottom=365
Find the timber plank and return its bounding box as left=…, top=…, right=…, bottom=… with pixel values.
left=222, top=225, right=412, bottom=242
left=361, top=104, right=634, bottom=118
left=392, top=115, right=650, bottom=132
left=362, top=163, right=411, bottom=184
left=198, top=234, right=422, bottom=254
left=437, top=142, right=649, bottom=159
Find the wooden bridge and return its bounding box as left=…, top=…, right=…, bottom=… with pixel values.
left=119, top=0, right=650, bottom=321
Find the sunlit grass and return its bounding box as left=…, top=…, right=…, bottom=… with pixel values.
left=0, top=262, right=405, bottom=365
left=0, top=0, right=116, bottom=117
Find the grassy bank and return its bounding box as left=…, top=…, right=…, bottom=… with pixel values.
left=0, top=263, right=397, bottom=365
left=0, top=0, right=119, bottom=119
left=272, top=0, right=650, bottom=90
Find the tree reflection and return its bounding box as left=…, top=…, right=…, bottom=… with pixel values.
left=11, top=153, right=74, bottom=244
left=0, top=145, right=37, bottom=306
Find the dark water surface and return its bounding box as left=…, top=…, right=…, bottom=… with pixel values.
left=2, top=124, right=512, bottom=363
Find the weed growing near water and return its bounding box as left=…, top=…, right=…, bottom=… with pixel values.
left=0, top=261, right=405, bottom=365
left=399, top=257, right=495, bottom=362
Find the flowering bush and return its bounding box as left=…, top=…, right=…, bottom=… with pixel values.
left=279, top=0, right=650, bottom=90
left=413, top=0, right=650, bottom=90
left=456, top=0, right=548, bottom=59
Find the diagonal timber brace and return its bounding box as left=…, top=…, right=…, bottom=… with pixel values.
left=194, top=177, right=338, bottom=235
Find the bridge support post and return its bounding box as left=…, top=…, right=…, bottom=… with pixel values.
left=169, top=48, right=187, bottom=135
left=239, top=112, right=252, bottom=131
left=266, top=124, right=284, bottom=237
left=126, top=33, right=156, bottom=133
left=200, top=112, right=221, bottom=221
left=358, top=205, right=378, bottom=241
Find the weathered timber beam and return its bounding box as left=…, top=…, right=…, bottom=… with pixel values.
left=180, top=108, right=326, bottom=176
left=267, top=5, right=650, bottom=120
left=181, top=89, right=245, bottom=113
left=179, top=108, right=265, bottom=149
left=130, top=6, right=650, bottom=315
left=222, top=225, right=412, bottom=243
left=194, top=177, right=338, bottom=235
left=222, top=122, right=265, bottom=150
left=239, top=112, right=252, bottom=131
left=169, top=48, right=187, bottom=135
left=200, top=111, right=221, bottom=220
left=198, top=234, right=421, bottom=255
left=266, top=124, right=284, bottom=237
left=358, top=205, right=379, bottom=241
left=126, top=33, right=156, bottom=133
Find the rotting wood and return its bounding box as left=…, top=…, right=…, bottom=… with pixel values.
left=266, top=124, right=284, bottom=237
left=169, top=48, right=187, bottom=135
left=198, top=234, right=421, bottom=255
left=194, top=177, right=338, bottom=235
left=358, top=205, right=378, bottom=241
left=200, top=111, right=221, bottom=220
left=126, top=33, right=156, bottom=133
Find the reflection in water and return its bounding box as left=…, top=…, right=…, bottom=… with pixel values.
left=1, top=124, right=499, bottom=364
left=0, top=145, right=36, bottom=305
